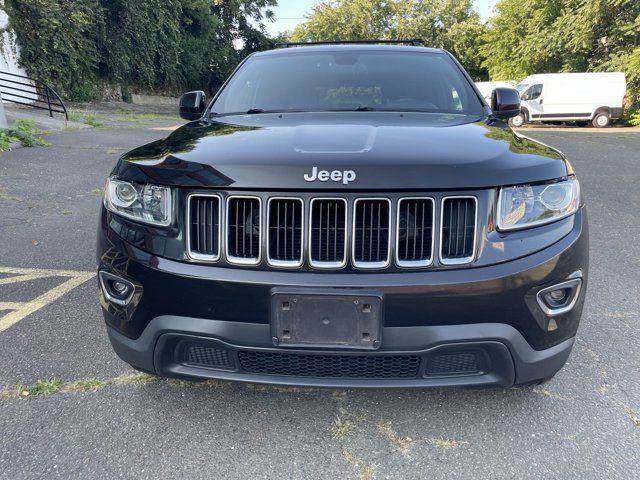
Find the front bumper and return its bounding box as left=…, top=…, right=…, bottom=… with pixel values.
left=98, top=208, right=588, bottom=388
left=106, top=317, right=574, bottom=388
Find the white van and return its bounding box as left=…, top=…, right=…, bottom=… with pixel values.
left=475, top=81, right=515, bottom=103
left=512, top=72, right=626, bottom=128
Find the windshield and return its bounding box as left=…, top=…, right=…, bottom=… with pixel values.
left=211, top=50, right=484, bottom=116
left=516, top=83, right=529, bottom=93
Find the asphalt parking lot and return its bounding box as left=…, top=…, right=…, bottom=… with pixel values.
left=0, top=116, right=639, bottom=479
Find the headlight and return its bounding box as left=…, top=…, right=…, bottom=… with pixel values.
left=104, top=177, right=172, bottom=226
left=497, top=178, right=579, bottom=231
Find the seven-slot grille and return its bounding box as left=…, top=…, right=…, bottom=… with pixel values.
left=227, top=196, right=261, bottom=264
left=310, top=198, right=347, bottom=267
left=396, top=198, right=434, bottom=266
left=187, top=194, right=221, bottom=260
left=268, top=198, right=303, bottom=266
left=187, top=195, right=477, bottom=268
left=352, top=199, right=391, bottom=268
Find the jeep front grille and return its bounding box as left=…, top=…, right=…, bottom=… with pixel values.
left=396, top=197, right=434, bottom=266
left=187, top=194, right=477, bottom=269
left=187, top=194, right=221, bottom=261
left=267, top=198, right=303, bottom=267
left=440, top=196, right=477, bottom=264
left=352, top=199, right=391, bottom=268
left=310, top=198, right=347, bottom=268
left=226, top=196, right=261, bottom=264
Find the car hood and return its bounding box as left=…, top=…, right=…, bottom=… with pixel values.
left=114, top=112, right=568, bottom=190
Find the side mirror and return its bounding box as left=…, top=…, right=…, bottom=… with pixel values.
left=179, top=91, right=206, bottom=121
left=491, top=88, right=521, bottom=120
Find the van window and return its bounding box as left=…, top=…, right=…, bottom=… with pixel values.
left=525, top=84, right=543, bottom=100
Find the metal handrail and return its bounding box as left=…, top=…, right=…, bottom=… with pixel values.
left=0, top=70, right=68, bottom=121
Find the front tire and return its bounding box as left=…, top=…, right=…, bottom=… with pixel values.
left=509, top=112, right=526, bottom=128
left=592, top=111, right=610, bottom=128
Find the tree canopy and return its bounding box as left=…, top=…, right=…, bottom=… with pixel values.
left=291, top=0, right=487, bottom=79
left=2, top=0, right=276, bottom=100
left=481, top=0, right=640, bottom=102
left=291, top=0, right=639, bottom=105
left=2, top=0, right=639, bottom=106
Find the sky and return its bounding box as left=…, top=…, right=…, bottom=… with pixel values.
left=264, top=0, right=498, bottom=36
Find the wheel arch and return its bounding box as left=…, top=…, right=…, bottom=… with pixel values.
left=591, top=107, right=610, bottom=120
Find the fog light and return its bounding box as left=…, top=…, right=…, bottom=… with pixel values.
left=112, top=281, right=129, bottom=295
left=536, top=277, right=582, bottom=316
left=543, top=288, right=569, bottom=308
left=547, top=289, right=567, bottom=301
left=99, top=271, right=135, bottom=306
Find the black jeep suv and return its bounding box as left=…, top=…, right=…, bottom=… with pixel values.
left=97, top=41, right=588, bottom=388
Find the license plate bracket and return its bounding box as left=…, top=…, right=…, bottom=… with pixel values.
left=271, top=288, right=383, bottom=350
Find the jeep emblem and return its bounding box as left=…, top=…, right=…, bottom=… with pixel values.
left=304, top=167, right=356, bottom=185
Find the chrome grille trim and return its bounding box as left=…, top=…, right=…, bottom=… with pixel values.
left=185, top=193, right=222, bottom=262
left=395, top=197, right=435, bottom=267
left=439, top=195, right=478, bottom=265
left=225, top=195, right=262, bottom=265
left=185, top=193, right=481, bottom=270
left=266, top=197, right=304, bottom=268
left=309, top=198, right=348, bottom=269
left=352, top=198, right=392, bottom=269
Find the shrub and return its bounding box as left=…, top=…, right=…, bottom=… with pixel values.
left=624, top=109, right=640, bottom=127
left=3, top=0, right=103, bottom=100
left=2, top=0, right=276, bottom=101
left=0, top=119, right=49, bottom=151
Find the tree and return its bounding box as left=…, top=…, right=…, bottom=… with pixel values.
left=3, top=0, right=104, bottom=100
left=481, top=0, right=640, bottom=104
left=2, top=0, right=276, bottom=100
left=291, top=0, right=488, bottom=79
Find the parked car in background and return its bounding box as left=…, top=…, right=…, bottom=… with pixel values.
left=475, top=81, right=516, bottom=103
left=512, top=72, right=626, bottom=128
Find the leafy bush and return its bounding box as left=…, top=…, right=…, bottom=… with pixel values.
left=2, top=0, right=275, bottom=101
left=0, top=119, right=49, bottom=151
left=623, top=109, right=640, bottom=127
left=3, top=0, right=103, bottom=101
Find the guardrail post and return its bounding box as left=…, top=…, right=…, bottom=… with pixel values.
left=0, top=91, right=7, bottom=129
left=44, top=86, right=53, bottom=118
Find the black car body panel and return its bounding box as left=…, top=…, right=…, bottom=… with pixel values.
left=114, top=114, right=568, bottom=190
left=98, top=44, right=589, bottom=387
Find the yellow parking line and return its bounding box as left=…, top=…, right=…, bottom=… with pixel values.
left=0, top=274, right=44, bottom=285
left=0, top=302, right=27, bottom=310
left=0, top=267, right=95, bottom=333
left=0, top=266, right=93, bottom=277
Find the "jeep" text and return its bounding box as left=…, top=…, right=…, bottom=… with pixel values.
left=303, top=167, right=356, bottom=185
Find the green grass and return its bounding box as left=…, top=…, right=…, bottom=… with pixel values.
left=64, top=379, right=107, bottom=392
left=113, top=111, right=181, bottom=123
left=0, top=119, right=49, bottom=152
left=0, top=372, right=224, bottom=400
left=24, top=379, right=65, bottom=397
left=67, top=110, right=106, bottom=127
left=331, top=416, right=356, bottom=439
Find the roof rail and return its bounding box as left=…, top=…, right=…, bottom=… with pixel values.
left=275, top=39, right=425, bottom=48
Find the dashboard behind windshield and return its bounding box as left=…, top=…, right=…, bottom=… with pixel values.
left=210, top=50, right=485, bottom=116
